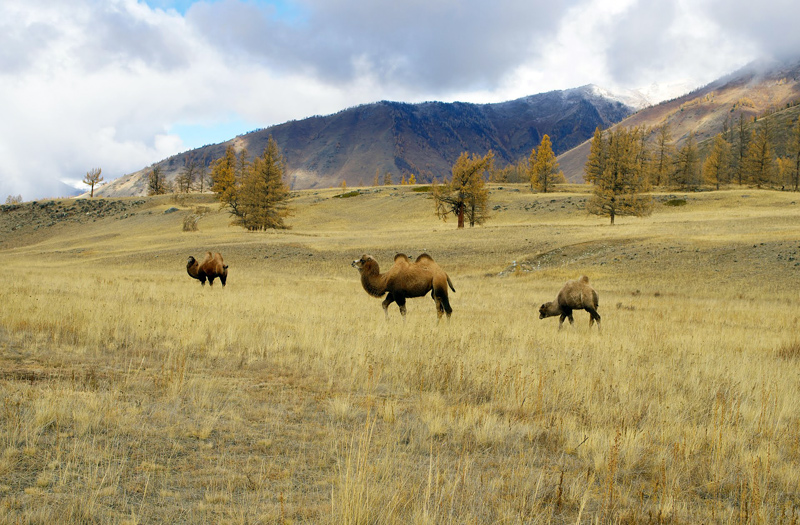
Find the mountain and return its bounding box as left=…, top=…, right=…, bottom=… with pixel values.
left=92, top=86, right=634, bottom=197
left=558, top=58, right=800, bottom=182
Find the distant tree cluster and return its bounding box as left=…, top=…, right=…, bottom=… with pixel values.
left=211, top=136, right=291, bottom=230
left=640, top=112, right=800, bottom=192
left=5, top=194, right=23, bottom=205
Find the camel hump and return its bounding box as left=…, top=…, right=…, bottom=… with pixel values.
left=415, top=253, right=434, bottom=264
left=394, top=253, right=411, bottom=262
left=579, top=275, right=590, bottom=284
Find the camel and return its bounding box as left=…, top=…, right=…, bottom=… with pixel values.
left=539, top=275, right=600, bottom=330
left=187, top=252, right=228, bottom=287
left=352, top=253, right=455, bottom=320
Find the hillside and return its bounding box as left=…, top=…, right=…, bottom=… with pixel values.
left=93, top=86, right=633, bottom=197
left=558, top=57, right=800, bottom=181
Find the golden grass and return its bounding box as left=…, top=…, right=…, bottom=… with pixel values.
left=1, top=186, right=800, bottom=522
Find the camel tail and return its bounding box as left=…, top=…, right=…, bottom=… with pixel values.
left=447, top=275, right=456, bottom=293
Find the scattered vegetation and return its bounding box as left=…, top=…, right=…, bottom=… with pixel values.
left=333, top=191, right=361, bottom=199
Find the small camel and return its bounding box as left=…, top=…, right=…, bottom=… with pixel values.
left=539, top=275, right=600, bottom=330
left=187, top=252, right=228, bottom=287
left=352, top=253, right=455, bottom=320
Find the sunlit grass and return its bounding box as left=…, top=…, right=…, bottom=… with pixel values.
left=1, top=186, right=799, bottom=522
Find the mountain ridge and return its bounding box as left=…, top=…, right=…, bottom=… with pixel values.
left=91, top=86, right=634, bottom=197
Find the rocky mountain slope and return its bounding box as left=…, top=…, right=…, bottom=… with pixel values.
left=93, top=86, right=633, bottom=197
left=558, top=58, right=800, bottom=181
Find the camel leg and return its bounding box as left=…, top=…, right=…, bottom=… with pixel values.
left=396, top=296, right=407, bottom=321
left=208, top=276, right=215, bottom=286
left=200, top=276, right=207, bottom=286
left=587, top=308, right=601, bottom=330
left=558, top=314, right=567, bottom=330
left=382, top=293, right=395, bottom=320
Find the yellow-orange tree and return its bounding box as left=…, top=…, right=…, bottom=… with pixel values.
left=433, top=151, right=493, bottom=228
left=529, top=134, right=565, bottom=192
left=585, top=127, right=652, bottom=225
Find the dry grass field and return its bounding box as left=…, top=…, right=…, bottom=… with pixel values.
left=1, top=185, right=800, bottom=523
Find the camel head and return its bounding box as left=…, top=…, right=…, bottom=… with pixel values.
left=187, top=256, right=196, bottom=266
left=351, top=254, right=375, bottom=272
left=539, top=302, right=553, bottom=319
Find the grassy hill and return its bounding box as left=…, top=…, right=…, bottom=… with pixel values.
left=2, top=187, right=800, bottom=522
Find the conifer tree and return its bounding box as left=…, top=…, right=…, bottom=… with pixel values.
left=176, top=157, right=197, bottom=193
left=433, top=151, right=493, bottom=228
left=787, top=119, right=800, bottom=191
left=147, top=165, right=170, bottom=195
left=236, top=136, right=290, bottom=230
left=211, top=145, right=241, bottom=215
left=83, top=168, right=103, bottom=197
left=734, top=115, right=750, bottom=185
left=586, top=127, right=652, bottom=225
left=702, top=133, right=730, bottom=190
left=672, top=133, right=701, bottom=190
left=652, top=124, right=674, bottom=186
left=584, top=127, right=606, bottom=186
left=745, top=122, right=776, bottom=189
left=383, top=171, right=393, bottom=185
left=529, top=134, right=566, bottom=192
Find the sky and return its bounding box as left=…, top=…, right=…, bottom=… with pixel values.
left=1, top=0, right=798, bottom=201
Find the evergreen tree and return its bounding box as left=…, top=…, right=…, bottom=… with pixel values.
left=672, top=133, right=701, bottom=190
left=433, top=151, right=493, bottom=228
left=383, top=171, right=393, bottom=185
left=745, top=122, right=776, bottom=188
left=586, top=127, right=652, bottom=225
left=702, top=133, right=730, bottom=190
left=529, top=134, right=566, bottom=192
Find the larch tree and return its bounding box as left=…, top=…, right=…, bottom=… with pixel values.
left=83, top=168, right=103, bottom=197
left=176, top=156, right=197, bottom=193
left=147, top=165, right=170, bottom=195
left=211, top=145, right=241, bottom=216
left=585, top=127, right=653, bottom=225
left=672, top=133, right=702, bottom=190
left=652, top=124, right=674, bottom=186
left=734, top=115, right=750, bottom=185
left=786, top=119, right=800, bottom=191
left=433, top=151, right=494, bottom=228
left=529, top=134, right=566, bottom=192
left=745, top=122, right=776, bottom=189
left=238, top=136, right=291, bottom=230
left=702, top=133, right=731, bottom=190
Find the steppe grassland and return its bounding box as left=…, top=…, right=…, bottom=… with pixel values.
left=1, top=186, right=799, bottom=523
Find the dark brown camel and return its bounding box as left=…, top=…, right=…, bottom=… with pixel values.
left=352, top=253, right=455, bottom=320
left=187, top=252, right=228, bottom=287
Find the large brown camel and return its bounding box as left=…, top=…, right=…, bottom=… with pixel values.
left=187, top=252, right=228, bottom=287
left=352, top=253, right=455, bottom=320
left=539, top=275, right=600, bottom=330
